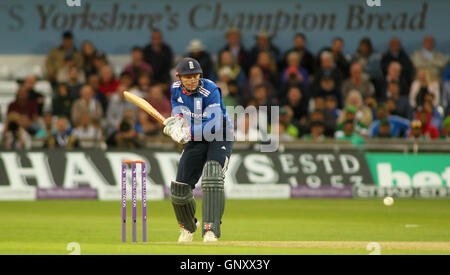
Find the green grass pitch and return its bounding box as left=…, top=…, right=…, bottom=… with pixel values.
left=0, top=199, right=449, bottom=255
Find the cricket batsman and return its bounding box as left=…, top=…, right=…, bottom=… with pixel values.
left=163, top=57, right=234, bottom=242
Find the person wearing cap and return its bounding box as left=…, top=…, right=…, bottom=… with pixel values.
left=185, top=39, right=214, bottom=79
left=440, top=117, right=450, bottom=140
left=45, top=31, right=82, bottom=83
left=337, top=90, right=372, bottom=129
left=248, top=30, right=281, bottom=69
left=336, top=104, right=369, bottom=137
left=283, top=33, right=315, bottom=76
left=334, top=119, right=365, bottom=145
left=143, top=29, right=174, bottom=84
left=219, top=27, right=250, bottom=74
left=408, top=119, right=427, bottom=140
left=369, top=103, right=410, bottom=138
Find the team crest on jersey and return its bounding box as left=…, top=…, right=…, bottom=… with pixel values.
left=177, top=97, right=184, bottom=103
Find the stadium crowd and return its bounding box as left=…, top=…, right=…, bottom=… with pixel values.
left=1, top=28, right=450, bottom=149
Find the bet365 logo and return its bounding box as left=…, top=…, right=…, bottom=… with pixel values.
left=366, top=0, right=381, bottom=7
left=66, top=0, right=82, bottom=7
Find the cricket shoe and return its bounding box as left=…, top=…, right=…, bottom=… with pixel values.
left=178, top=220, right=200, bottom=242
left=203, top=231, right=218, bottom=242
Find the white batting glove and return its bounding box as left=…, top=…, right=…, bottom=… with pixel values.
left=163, top=116, right=191, bottom=144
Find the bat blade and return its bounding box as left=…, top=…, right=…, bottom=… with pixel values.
left=123, top=91, right=166, bottom=124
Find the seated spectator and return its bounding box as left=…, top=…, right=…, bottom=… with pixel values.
left=281, top=51, right=309, bottom=87
left=44, top=117, right=77, bottom=149
left=118, top=71, right=134, bottom=91
left=422, top=98, right=443, bottom=131
left=235, top=112, right=265, bottom=142
left=413, top=108, right=439, bottom=139
left=123, top=46, right=153, bottom=86
left=52, top=83, right=72, bottom=119
left=143, top=29, right=174, bottom=84
left=381, top=61, right=410, bottom=99
left=93, top=50, right=109, bottom=74
left=7, top=85, right=39, bottom=123
left=412, top=35, right=448, bottom=80
left=214, top=50, right=247, bottom=88
left=110, top=110, right=143, bottom=148
left=87, top=74, right=108, bottom=113
left=373, top=119, right=393, bottom=138
left=81, top=40, right=97, bottom=78
left=71, top=85, right=103, bottom=127
left=303, top=121, right=326, bottom=141
left=22, top=75, right=44, bottom=116
left=19, top=113, right=39, bottom=136
left=277, top=106, right=300, bottom=139
left=312, top=72, right=342, bottom=108
left=56, top=54, right=86, bottom=84
left=186, top=39, right=214, bottom=79
left=369, top=104, right=410, bottom=138
left=139, top=85, right=171, bottom=136
left=324, top=95, right=341, bottom=120
left=132, top=73, right=152, bottom=96
left=280, top=85, right=309, bottom=122
left=341, top=62, right=375, bottom=100
left=309, top=97, right=336, bottom=137
left=243, top=66, right=275, bottom=104
left=381, top=37, right=415, bottom=88
left=313, top=51, right=345, bottom=91
left=252, top=84, right=276, bottom=109
left=334, top=119, right=365, bottom=145
left=71, top=113, right=103, bottom=148
left=249, top=30, right=281, bottom=68
left=443, top=79, right=450, bottom=111
left=386, top=81, right=413, bottom=119
left=219, top=27, right=250, bottom=74
left=408, top=119, right=428, bottom=141
left=336, top=105, right=369, bottom=137
left=106, top=88, right=138, bottom=136
left=301, top=109, right=333, bottom=138
left=256, top=51, right=280, bottom=89
left=1, top=112, right=31, bottom=149
left=440, top=117, right=450, bottom=140
left=216, top=67, right=233, bottom=97
left=352, top=38, right=382, bottom=81
left=66, top=66, right=85, bottom=100
left=222, top=80, right=243, bottom=107
left=282, top=33, right=315, bottom=76
left=409, top=68, right=440, bottom=108
left=45, top=31, right=82, bottom=83
left=338, top=90, right=373, bottom=128
left=98, top=65, right=119, bottom=98
left=317, top=37, right=351, bottom=79
left=35, top=112, right=55, bottom=139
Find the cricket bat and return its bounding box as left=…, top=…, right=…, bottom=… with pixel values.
left=123, top=91, right=166, bottom=125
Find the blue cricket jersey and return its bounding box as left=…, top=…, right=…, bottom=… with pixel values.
left=170, top=78, right=234, bottom=141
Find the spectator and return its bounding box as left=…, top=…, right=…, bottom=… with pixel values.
left=216, top=67, right=233, bottom=97
left=1, top=112, right=31, bottom=149
left=369, top=104, right=410, bottom=138
left=45, top=31, right=82, bottom=83
left=118, top=71, right=134, bottom=91
left=249, top=30, right=281, bottom=68
left=243, top=66, right=275, bottom=104
left=106, top=89, right=139, bottom=136
left=309, top=97, right=336, bottom=137
left=281, top=51, right=309, bottom=87
left=98, top=65, right=119, bottom=98
left=352, top=38, right=382, bottom=81
left=312, top=72, right=342, bottom=108
left=381, top=61, right=409, bottom=99
left=219, top=27, right=250, bottom=74
left=414, top=108, right=439, bottom=139
left=223, top=80, right=243, bottom=107
left=111, top=110, right=143, bottom=148
left=35, top=112, right=55, bottom=139
left=256, top=51, right=280, bottom=89
left=71, top=85, right=103, bottom=127
left=335, top=119, right=365, bottom=145
left=412, top=35, right=448, bottom=80
left=317, top=37, right=351, bottom=79
left=338, top=90, right=373, bottom=128
left=386, top=81, right=413, bottom=119
left=313, top=51, right=345, bottom=91
left=22, top=75, right=44, bottom=116
left=139, top=85, right=171, bottom=136
left=324, top=95, right=341, bottom=120
left=280, top=85, right=309, bottom=122
left=87, top=74, right=108, bottom=113
left=123, top=46, right=153, bottom=86
left=81, top=41, right=97, bottom=78
left=143, top=29, right=173, bottom=84
left=440, top=117, right=450, bottom=140
left=341, top=62, right=375, bottom=100
left=18, top=113, right=39, bottom=136
left=277, top=106, right=300, bottom=139
left=443, top=80, right=450, bottom=111
left=252, top=84, right=276, bottom=109
left=66, top=66, right=85, bottom=100
left=72, top=113, right=103, bottom=148
left=336, top=105, right=369, bottom=137
left=381, top=37, right=414, bottom=88
left=186, top=39, right=214, bottom=79
left=283, top=33, right=315, bottom=75
left=44, top=117, right=77, bottom=149
left=373, top=120, right=392, bottom=138
left=409, top=68, right=440, bottom=108
left=56, top=54, right=85, bottom=84
left=422, top=99, right=443, bottom=131
left=443, top=62, right=450, bottom=84
left=303, top=120, right=326, bottom=141
left=93, top=50, right=109, bottom=74
left=52, top=83, right=72, bottom=119
left=235, top=112, right=264, bottom=142
left=132, top=73, right=152, bottom=96
left=215, top=50, right=247, bottom=88
left=7, top=85, right=39, bottom=123
left=408, top=119, right=428, bottom=140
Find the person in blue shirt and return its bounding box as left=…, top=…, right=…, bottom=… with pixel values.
left=163, top=57, right=233, bottom=243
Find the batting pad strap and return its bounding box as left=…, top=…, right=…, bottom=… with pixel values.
left=170, top=181, right=197, bottom=233
left=201, top=161, right=225, bottom=238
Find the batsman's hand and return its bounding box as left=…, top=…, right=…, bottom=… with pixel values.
left=163, top=116, right=190, bottom=144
